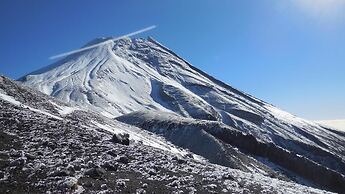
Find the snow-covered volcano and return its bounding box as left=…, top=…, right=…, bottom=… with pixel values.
left=19, top=37, right=345, bottom=192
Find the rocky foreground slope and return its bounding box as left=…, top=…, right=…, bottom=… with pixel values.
left=18, top=37, right=345, bottom=193
left=0, top=76, right=333, bottom=193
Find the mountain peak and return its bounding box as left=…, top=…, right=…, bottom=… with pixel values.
left=82, top=36, right=114, bottom=47
left=19, top=36, right=345, bottom=192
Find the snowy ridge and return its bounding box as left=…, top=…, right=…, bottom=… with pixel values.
left=19, top=37, right=345, bottom=192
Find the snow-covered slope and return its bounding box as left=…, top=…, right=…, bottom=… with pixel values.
left=1, top=75, right=333, bottom=193
left=19, top=37, right=345, bottom=192
left=317, top=120, right=345, bottom=132
left=0, top=76, right=189, bottom=158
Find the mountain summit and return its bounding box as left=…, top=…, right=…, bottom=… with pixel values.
left=19, top=37, right=345, bottom=192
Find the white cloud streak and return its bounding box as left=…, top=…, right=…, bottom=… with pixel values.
left=50, top=25, right=157, bottom=60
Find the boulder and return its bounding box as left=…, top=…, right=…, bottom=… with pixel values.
left=59, top=177, right=78, bottom=190
left=101, top=161, right=118, bottom=171
left=9, top=157, right=26, bottom=167
left=111, top=133, right=130, bottom=145
left=84, top=167, right=106, bottom=179
left=117, top=155, right=129, bottom=164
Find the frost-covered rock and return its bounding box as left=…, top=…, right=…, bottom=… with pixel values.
left=59, top=177, right=78, bottom=190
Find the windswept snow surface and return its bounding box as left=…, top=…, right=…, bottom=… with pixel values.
left=19, top=37, right=345, bottom=192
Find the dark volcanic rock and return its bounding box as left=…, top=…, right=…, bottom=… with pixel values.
left=9, top=157, right=26, bottom=167
left=101, top=161, right=118, bottom=171
left=117, top=155, right=129, bottom=164
left=84, top=167, right=106, bottom=179
left=111, top=133, right=130, bottom=145
left=172, top=156, right=187, bottom=164
left=107, top=149, right=118, bottom=157
left=49, top=169, right=73, bottom=177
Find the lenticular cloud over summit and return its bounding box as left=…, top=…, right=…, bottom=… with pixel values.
left=49, top=25, right=156, bottom=60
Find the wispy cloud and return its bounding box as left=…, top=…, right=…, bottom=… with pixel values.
left=289, top=0, right=345, bottom=21
left=50, top=25, right=157, bottom=60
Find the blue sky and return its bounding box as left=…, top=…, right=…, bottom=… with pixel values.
left=0, top=0, right=344, bottom=120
